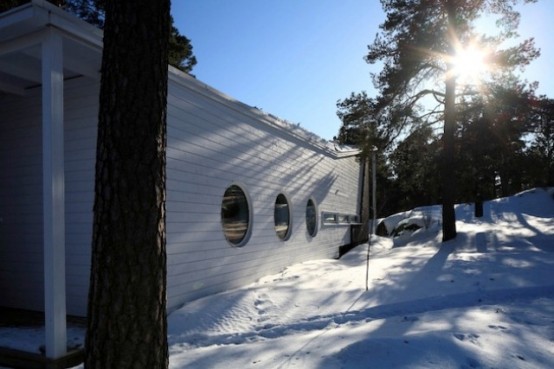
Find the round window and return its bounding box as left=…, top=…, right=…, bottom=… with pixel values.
left=274, top=194, right=291, bottom=240
left=221, top=185, right=250, bottom=246
left=306, top=198, right=317, bottom=237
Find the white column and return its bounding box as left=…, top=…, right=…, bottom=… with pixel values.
left=42, top=28, right=67, bottom=359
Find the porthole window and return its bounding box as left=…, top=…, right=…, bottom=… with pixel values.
left=306, top=198, right=317, bottom=237
left=274, top=194, right=291, bottom=240
left=221, top=184, right=251, bottom=246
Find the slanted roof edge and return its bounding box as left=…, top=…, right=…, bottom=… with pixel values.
left=168, top=66, right=361, bottom=159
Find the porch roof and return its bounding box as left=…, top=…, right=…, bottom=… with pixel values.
left=0, top=0, right=102, bottom=96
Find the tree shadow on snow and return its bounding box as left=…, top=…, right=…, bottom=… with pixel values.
left=321, top=334, right=483, bottom=369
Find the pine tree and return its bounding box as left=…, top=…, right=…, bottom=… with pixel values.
left=528, top=96, right=554, bottom=186
left=365, top=0, right=539, bottom=241
left=84, top=0, right=170, bottom=367
left=65, top=0, right=197, bottom=73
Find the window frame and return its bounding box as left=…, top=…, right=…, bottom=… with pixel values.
left=274, top=193, right=292, bottom=241
left=305, top=197, right=318, bottom=237
left=220, top=183, right=253, bottom=247
left=321, top=212, right=361, bottom=226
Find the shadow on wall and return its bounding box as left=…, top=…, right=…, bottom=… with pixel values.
left=164, top=85, right=352, bottom=307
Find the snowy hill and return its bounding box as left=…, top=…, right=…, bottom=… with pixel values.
left=2, top=188, right=553, bottom=368
left=167, top=187, right=554, bottom=368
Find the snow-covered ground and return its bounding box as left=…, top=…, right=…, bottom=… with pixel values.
left=2, top=188, right=554, bottom=368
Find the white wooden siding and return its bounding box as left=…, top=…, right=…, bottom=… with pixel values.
left=0, top=77, right=98, bottom=316
left=164, top=73, right=361, bottom=312
left=62, top=78, right=98, bottom=316
left=0, top=88, right=44, bottom=312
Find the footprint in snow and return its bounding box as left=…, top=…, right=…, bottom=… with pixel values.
left=254, top=293, right=277, bottom=322
left=453, top=333, right=480, bottom=345
left=488, top=324, right=508, bottom=331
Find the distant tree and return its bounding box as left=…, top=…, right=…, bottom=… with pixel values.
left=84, top=0, right=170, bottom=368
left=0, top=0, right=71, bottom=12
left=456, top=80, right=534, bottom=200
left=65, top=0, right=105, bottom=27
left=65, top=0, right=197, bottom=73
left=0, top=0, right=197, bottom=74
left=0, top=0, right=64, bottom=12
left=0, top=0, right=23, bottom=12
left=527, top=96, right=554, bottom=186
left=366, top=0, right=539, bottom=241
left=336, top=92, right=413, bottom=154
left=456, top=99, right=498, bottom=201
left=390, top=126, right=441, bottom=210
left=168, top=18, right=197, bottom=74
left=483, top=84, right=532, bottom=196
left=336, top=92, right=414, bottom=221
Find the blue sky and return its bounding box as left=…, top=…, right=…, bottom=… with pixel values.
left=172, top=1, right=553, bottom=141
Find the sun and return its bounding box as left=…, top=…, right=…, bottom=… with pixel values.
left=451, top=43, right=490, bottom=85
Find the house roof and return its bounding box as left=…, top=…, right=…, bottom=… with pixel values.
left=0, top=0, right=360, bottom=159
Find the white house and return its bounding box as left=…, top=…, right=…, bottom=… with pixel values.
left=0, top=0, right=367, bottom=360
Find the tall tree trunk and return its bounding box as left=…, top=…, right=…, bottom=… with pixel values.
left=442, top=0, right=458, bottom=242
left=85, top=1, right=170, bottom=368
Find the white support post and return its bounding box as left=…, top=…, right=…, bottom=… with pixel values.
left=42, top=28, right=67, bottom=359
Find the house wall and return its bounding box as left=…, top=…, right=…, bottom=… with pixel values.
left=0, top=71, right=361, bottom=317
left=164, top=73, right=361, bottom=312
left=0, top=88, right=43, bottom=312
left=0, top=77, right=98, bottom=316
left=62, top=78, right=99, bottom=315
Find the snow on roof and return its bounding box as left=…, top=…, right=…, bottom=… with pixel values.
left=168, top=66, right=361, bottom=159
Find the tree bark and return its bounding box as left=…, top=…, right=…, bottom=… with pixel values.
left=442, top=0, right=458, bottom=242
left=85, top=1, right=170, bottom=368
